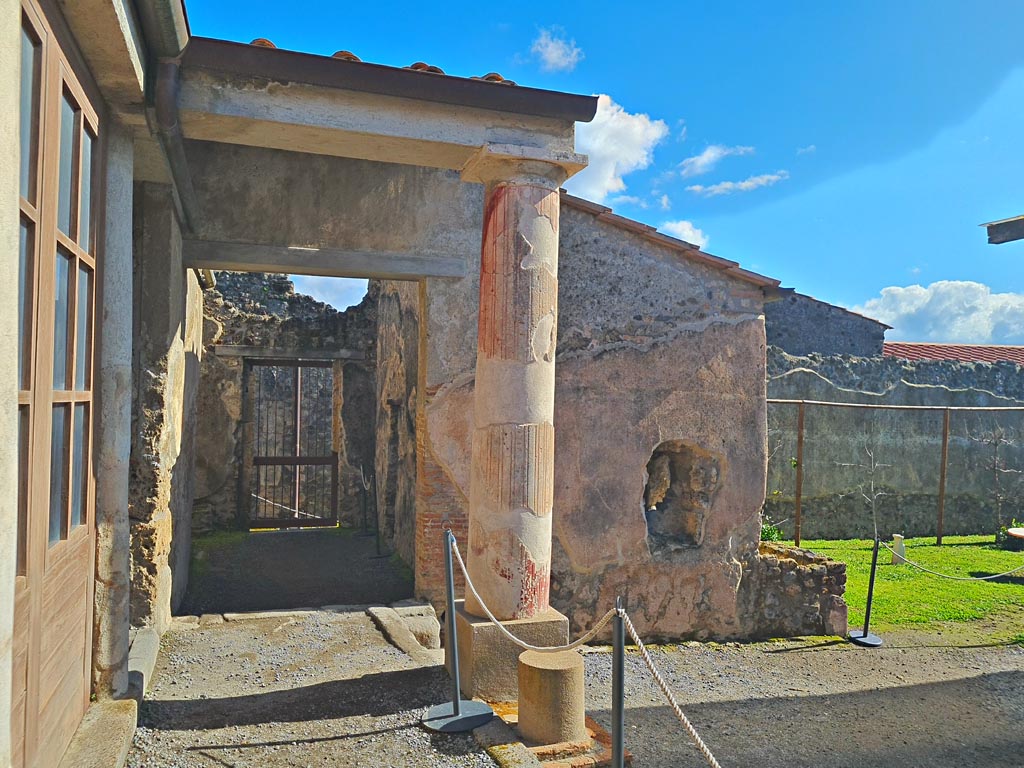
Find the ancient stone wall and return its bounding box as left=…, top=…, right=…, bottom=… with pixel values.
left=765, top=292, right=888, bottom=357
left=738, top=543, right=847, bottom=638
left=193, top=272, right=377, bottom=533
left=767, top=348, right=1024, bottom=539
left=413, top=197, right=833, bottom=640
left=374, top=280, right=421, bottom=566
left=129, top=183, right=203, bottom=631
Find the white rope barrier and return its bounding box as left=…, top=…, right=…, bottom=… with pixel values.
left=620, top=610, right=723, bottom=768
left=449, top=537, right=616, bottom=652
left=881, top=541, right=1024, bottom=581
left=250, top=493, right=317, bottom=519
left=448, top=535, right=725, bottom=768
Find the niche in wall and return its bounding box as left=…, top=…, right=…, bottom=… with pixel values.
left=643, top=440, right=723, bottom=558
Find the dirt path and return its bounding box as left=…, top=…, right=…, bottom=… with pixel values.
left=181, top=528, right=413, bottom=615
left=127, top=610, right=494, bottom=768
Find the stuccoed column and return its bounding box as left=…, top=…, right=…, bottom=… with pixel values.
left=463, top=148, right=571, bottom=620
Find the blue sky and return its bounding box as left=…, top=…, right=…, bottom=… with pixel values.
left=188, top=0, right=1024, bottom=343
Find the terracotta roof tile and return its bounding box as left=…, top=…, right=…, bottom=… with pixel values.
left=246, top=40, right=518, bottom=86
left=883, top=342, right=1024, bottom=365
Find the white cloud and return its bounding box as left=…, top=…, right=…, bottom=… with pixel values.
left=679, top=144, right=754, bottom=178
left=609, top=194, right=647, bottom=209
left=853, top=281, right=1024, bottom=344
left=676, top=119, right=688, bottom=142
left=566, top=94, right=669, bottom=203
left=661, top=220, right=708, bottom=249
left=658, top=194, right=672, bottom=211
left=686, top=170, right=789, bottom=197
left=290, top=275, right=369, bottom=310
left=796, top=144, right=817, bottom=155
left=531, top=28, right=584, bottom=72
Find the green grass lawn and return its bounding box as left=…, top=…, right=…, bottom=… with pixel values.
left=790, top=535, right=1024, bottom=635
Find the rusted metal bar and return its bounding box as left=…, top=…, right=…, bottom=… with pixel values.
left=794, top=401, right=805, bottom=547
left=768, top=398, right=1024, bottom=412
left=937, top=408, right=951, bottom=545
left=252, top=455, right=334, bottom=466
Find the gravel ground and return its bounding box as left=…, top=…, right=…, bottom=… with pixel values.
left=127, top=610, right=495, bottom=768
left=129, top=607, right=1024, bottom=768
left=583, top=625, right=1024, bottom=768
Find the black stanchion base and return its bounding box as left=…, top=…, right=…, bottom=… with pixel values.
left=849, top=629, right=883, bottom=648
left=422, top=700, right=494, bottom=733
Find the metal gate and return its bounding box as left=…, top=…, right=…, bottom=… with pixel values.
left=250, top=360, right=338, bottom=528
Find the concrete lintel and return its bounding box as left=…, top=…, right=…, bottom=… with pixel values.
left=183, top=239, right=467, bottom=280
left=178, top=68, right=577, bottom=171
left=58, top=0, right=147, bottom=112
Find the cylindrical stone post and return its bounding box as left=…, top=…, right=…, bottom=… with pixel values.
left=518, top=649, right=587, bottom=746
left=465, top=160, right=566, bottom=621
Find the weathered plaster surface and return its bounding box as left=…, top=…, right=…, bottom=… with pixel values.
left=129, top=183, right=203, bottom=632
left=375, top=280, right=420, bottom=566
left=93, top=121, right=133, bottom=697
left=0, top=1, right=20, bottom=761
left=186, top=141, right=481, bottom=259
left=411, top=201, right=829, bottom=639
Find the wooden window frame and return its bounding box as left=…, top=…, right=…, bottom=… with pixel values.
left=17, top=0, right=103, bottom=582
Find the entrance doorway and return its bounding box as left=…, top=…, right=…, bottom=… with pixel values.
left=248, top=360, right=338, bottom=529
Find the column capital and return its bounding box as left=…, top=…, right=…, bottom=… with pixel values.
left=461, top=143, right=588, bottom=187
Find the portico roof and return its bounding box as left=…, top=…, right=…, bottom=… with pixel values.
left=180, top=37, right=599, bottom=124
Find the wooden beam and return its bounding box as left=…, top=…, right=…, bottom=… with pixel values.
left=214, top=345, right=364, bottom=361
left=183, top=238, right=467, bottom=280
left=985, top=215, right=1024, bottom=244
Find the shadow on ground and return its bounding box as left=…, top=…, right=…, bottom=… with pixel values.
left=180, top=527, right=413, bottom=614
left=591, top=671, right=1024, bottom=768
left=141, top=667, right=441, bottom=729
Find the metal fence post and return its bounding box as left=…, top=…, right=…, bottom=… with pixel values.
left=794, top=400, right=805, bottom=546
left=849, top=537, right=883, bottom=648
left=937, top=408, right=950, bottom=545
left=422, top=528, right=494, bottom=732
left=612, top=596, right=625, bottom=768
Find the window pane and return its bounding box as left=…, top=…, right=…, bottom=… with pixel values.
left=49, top=405, right=70, bottom=546
left=19, top=24, right=39, bottom=201
left=79, top=131, right=94, bottom=250
left=75, top=265, right=92, bottom=390
left=17, top=406, right=29, bottom=575
left=57, top=92, right=77, bottom=235
left=53, top=249, right=71, bottom=389
left=18, top=220, right=33, bottom=390
left=71, top=404, right=89, bottom=529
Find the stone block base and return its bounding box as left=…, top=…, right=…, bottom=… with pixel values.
left=453, top=599, right=568, bottom=701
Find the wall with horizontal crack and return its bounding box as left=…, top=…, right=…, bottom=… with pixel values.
left=413, top=197, right=828, bottom=640
left=766, top=348, right=1024, bottom=539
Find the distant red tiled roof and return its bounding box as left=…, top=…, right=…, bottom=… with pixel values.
left=883, top=342, right=1024, bottom=365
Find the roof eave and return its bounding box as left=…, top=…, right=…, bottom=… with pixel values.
left=180, top=37, right=599, bottom=123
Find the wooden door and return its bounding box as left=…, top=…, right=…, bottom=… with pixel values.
left=12, top=2, right=101, bottom=766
